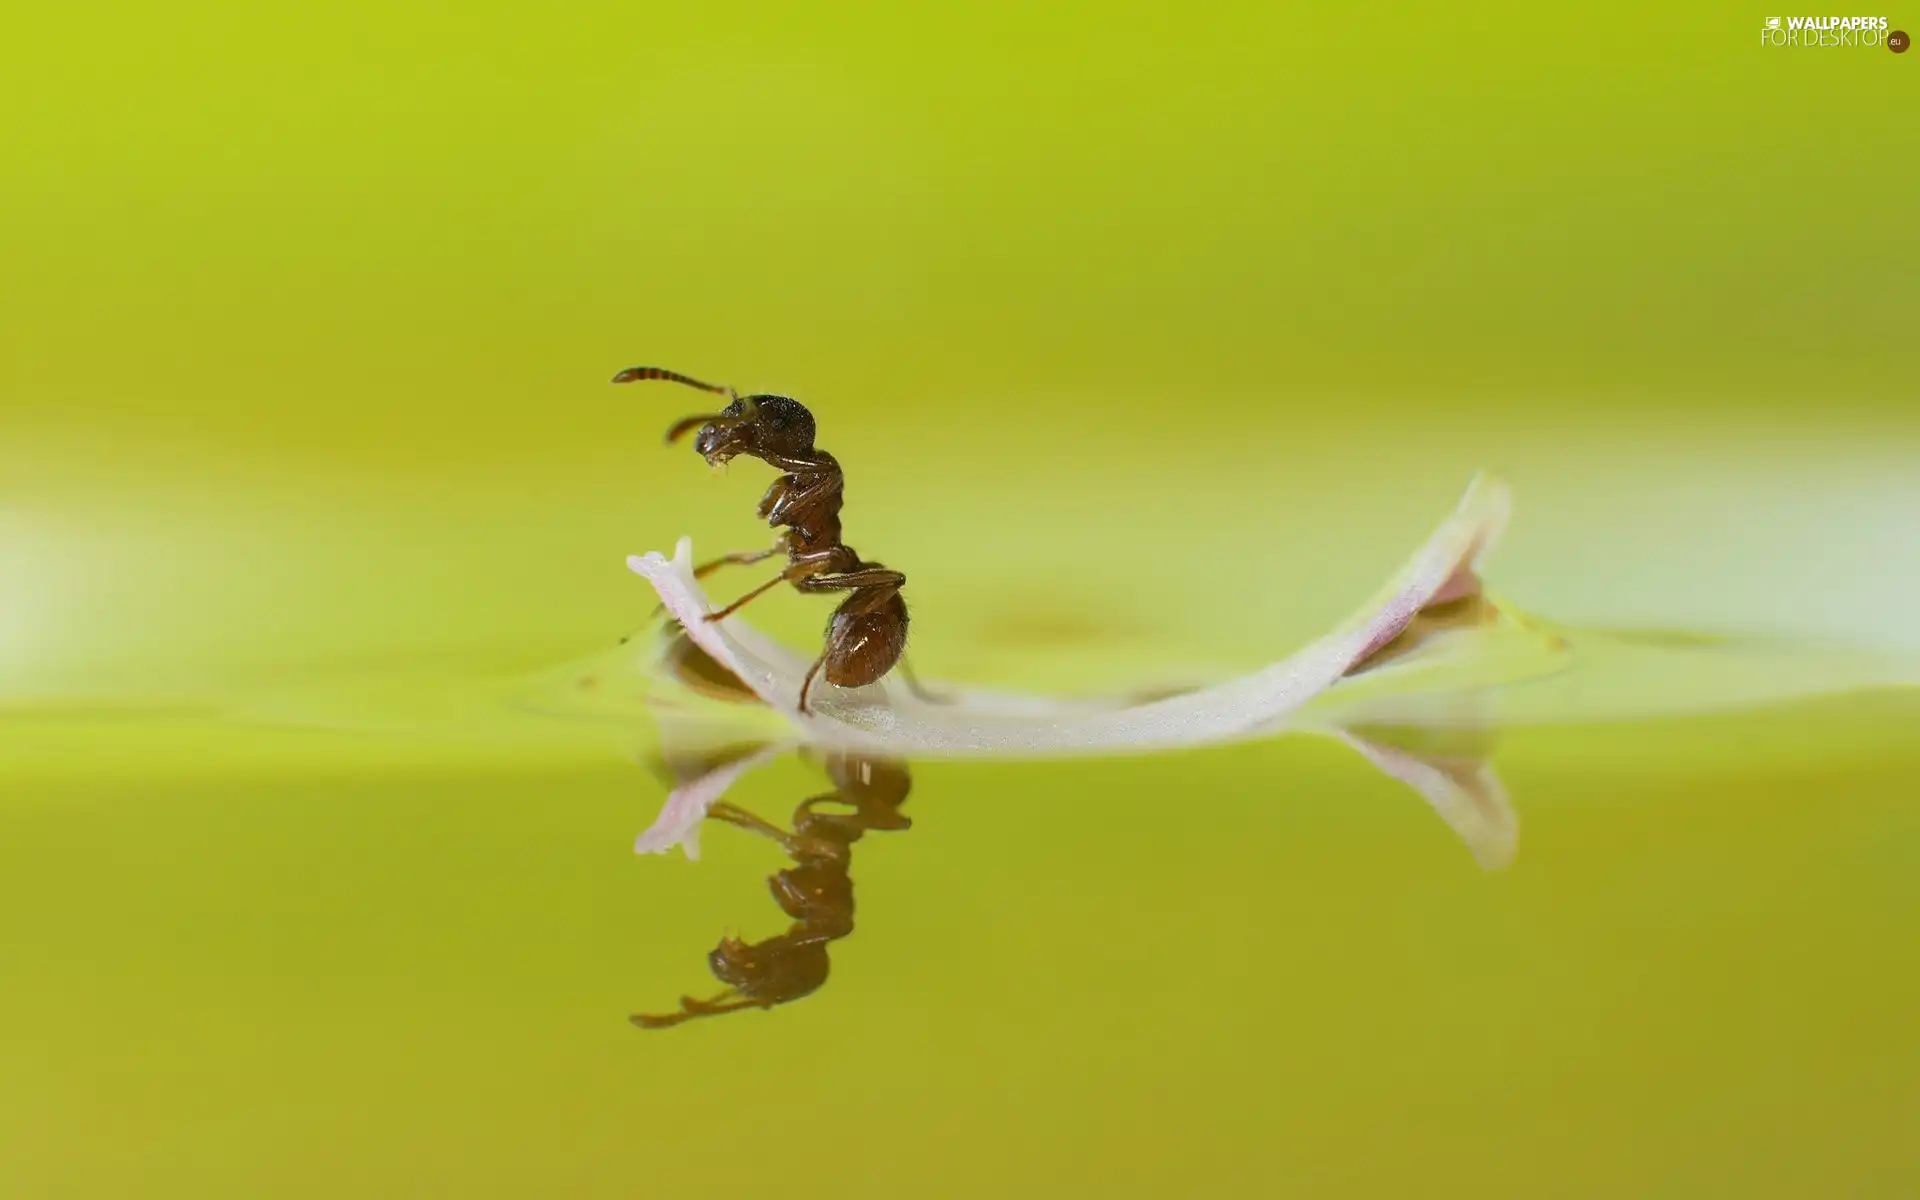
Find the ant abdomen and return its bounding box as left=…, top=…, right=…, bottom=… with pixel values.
left=825, top=595, right=910, bottom=689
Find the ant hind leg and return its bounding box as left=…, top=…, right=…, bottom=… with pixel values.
left=898, top=656, right=954, bottom=705
left=791, top=568, right=906, bottom=601
left=797, top=651, right=829, bottom=715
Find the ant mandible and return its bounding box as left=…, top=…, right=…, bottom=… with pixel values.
left=612, top=365, right=910, bottom=715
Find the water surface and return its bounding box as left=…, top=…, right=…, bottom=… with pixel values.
left=5, top=677, right=1916, bottom=1197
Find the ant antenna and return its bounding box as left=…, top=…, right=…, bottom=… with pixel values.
left=665, top=413, right=733, bottom=444
left=611, top=366, right=741, bottom=403
left=613, top=366, right=754, bottom=443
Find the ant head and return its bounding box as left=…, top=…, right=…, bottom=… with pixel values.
left=708, top=931, right=832, bottom=1003
left=620, top=370, right=821, bottom=465
left=684, top=395, right=817, bottom=466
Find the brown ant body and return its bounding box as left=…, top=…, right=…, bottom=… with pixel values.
left=614, top=366, right=911, bottom=715
left=631, top=753, right=912, bottom=1028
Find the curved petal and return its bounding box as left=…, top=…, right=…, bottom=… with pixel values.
left=626, top=473, right=1511, bottom=758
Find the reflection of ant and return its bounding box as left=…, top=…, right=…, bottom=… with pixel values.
left=613, top=365, right=910, bottom=714
left=631, top=753, right=912, bottom=1029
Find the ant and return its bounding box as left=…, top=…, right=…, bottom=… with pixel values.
left=613, top=365, right=911, bottom=715
left=631, top=752, right=912, bottom=1029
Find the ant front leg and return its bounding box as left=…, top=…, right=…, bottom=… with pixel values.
left=763, top=472, right=843, bottom=528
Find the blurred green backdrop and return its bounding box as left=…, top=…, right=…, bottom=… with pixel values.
left=2, top=4, right=1917, bottom=1198
left=2, top=0, right=1914, bottom=699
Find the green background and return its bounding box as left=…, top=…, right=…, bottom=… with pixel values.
left=2, top=3, right=1916, bottom=1197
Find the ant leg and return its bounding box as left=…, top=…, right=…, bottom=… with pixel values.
left=898, top=656, right=953, bottom=705
left=756, top=477, right=790, bottom=522
left=713, top=799, right=851, bottom=862
left=646, top=542, right=788, bottom=618
left=792, top=787, right=900, bottom=842
left=795, top=575, right=907, bottom=714
left=705, top=572, right=792, bottom=621
left=763, top=471, right=843, bottom=527
left=798, top=651, right=829, bottom=715
left=759, top=450, right=842, bottom=475
left=693, top=545, right=782, bottom=580
left=702, top=554, right=840, bottom=622
left=706, top=801, right=801, bottom=851
left=792, top=568, right=906, bottom=603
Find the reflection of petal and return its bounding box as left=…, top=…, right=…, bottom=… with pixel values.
left=634, top=743, right=788, bottom=860
left=1329, top=727, right=1517, bottom=871
left=627, top=474, right=1510, bottom=758
left=635, top=726, right=1517, bottom=873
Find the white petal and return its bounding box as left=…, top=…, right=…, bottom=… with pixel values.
left=633, top=743, right=787, bottom=859
left=1327, top=728, right=1517, bottom=870
left=626, top=473, right=1511, bottom=758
